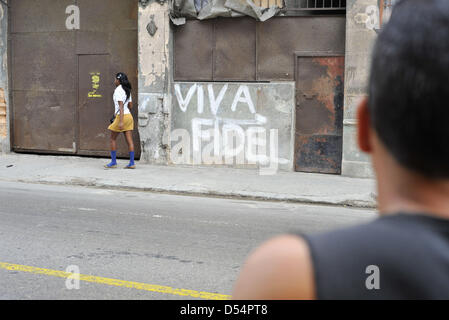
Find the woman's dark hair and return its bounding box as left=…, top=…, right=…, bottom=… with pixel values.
left=116, top=72, right=132, bottom=102
left=368, top=0, right=449, bottom=178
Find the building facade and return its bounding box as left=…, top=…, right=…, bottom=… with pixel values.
left=0, top=0, right=393, bottom=177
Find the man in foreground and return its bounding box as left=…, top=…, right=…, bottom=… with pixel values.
left=233, top=0, right=449, bottom=299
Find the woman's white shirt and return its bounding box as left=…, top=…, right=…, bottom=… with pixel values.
left=113, top=85, right=132, bottom=115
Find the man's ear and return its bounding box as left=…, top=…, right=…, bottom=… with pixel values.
left=357, top=97, right=372, bottom=153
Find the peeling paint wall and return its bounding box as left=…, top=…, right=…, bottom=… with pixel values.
left=341, top=0, right=379, bottom=178
left=137, top=1, right=172, bottom=164
left=0, top=1, right=10, bottom=153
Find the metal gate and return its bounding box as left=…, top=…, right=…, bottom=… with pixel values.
left=9, top=0, right=140, bottom=158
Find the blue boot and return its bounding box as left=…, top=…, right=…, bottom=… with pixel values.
left=125, top=151, right=135, bottom=169
left=105, top=150, right=117, bottom=168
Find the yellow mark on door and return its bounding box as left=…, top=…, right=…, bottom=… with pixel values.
left=88, top=72, right=102, bottom=98
left=0, top=261, right=231, bottom=300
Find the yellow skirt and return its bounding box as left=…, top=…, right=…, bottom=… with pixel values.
left=108, top=114, right=134, bottom=132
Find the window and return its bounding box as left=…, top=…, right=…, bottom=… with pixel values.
left=282, top=0, right=346, bottom=15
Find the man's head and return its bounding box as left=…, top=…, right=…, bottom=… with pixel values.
left=359, top=0, right=449, bottom=179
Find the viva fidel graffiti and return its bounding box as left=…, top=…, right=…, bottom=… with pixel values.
left=171, top=83, right=294, bottom=175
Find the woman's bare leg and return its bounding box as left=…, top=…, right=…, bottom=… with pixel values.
left=124, top=131, right=134, bottom=152
left=110, top=131, right=119, bottom=151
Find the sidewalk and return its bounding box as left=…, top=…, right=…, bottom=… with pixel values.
left=0, top=153, right=377, bottom=208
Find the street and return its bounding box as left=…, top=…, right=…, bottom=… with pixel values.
left=0, top=181, right=376, bottom=299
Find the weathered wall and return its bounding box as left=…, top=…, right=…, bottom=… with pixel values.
left=171, top=82, right=295, bottom=173
left=0, top=0, right=381, bottom=177
left=137, top=0, right=171, bottom=164
left=342, top=0, right=379, bottom=178
left=0, top=1, right=9, bottom=153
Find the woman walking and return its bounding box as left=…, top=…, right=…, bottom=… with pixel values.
left=105, top=72, right=135, bottom=169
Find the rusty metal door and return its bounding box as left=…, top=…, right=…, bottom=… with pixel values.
left=295, top=54, right=345, bottom=174
left=10, top=0, right=139, bottom=158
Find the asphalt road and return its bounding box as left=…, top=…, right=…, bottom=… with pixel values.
left=0, top=181, right=376, bottom=299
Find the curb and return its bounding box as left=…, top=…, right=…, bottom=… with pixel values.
left=3, top=176, right=377, bottom=209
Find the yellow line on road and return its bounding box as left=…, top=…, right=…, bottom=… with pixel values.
left=0, top=261, right=231, bottom=300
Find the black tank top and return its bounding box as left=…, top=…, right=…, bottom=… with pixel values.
left=300, top=213, right=449, bottom=299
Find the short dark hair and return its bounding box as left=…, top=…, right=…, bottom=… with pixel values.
left=368, top=0, right=449, bottom=178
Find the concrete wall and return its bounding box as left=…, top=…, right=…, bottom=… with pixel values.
left=341, top=0, right=379, bottom=178
left=171, top=82, right=295, bottom=173
left=0, top=1, right=9, bottom=154
left=137, top=0, right=171, bottom=164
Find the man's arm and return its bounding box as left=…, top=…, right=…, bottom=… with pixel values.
left=232, top=235, right=316, bottom=300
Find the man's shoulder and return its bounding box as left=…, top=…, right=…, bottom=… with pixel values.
left=233, top=235, right=315, bottom=299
